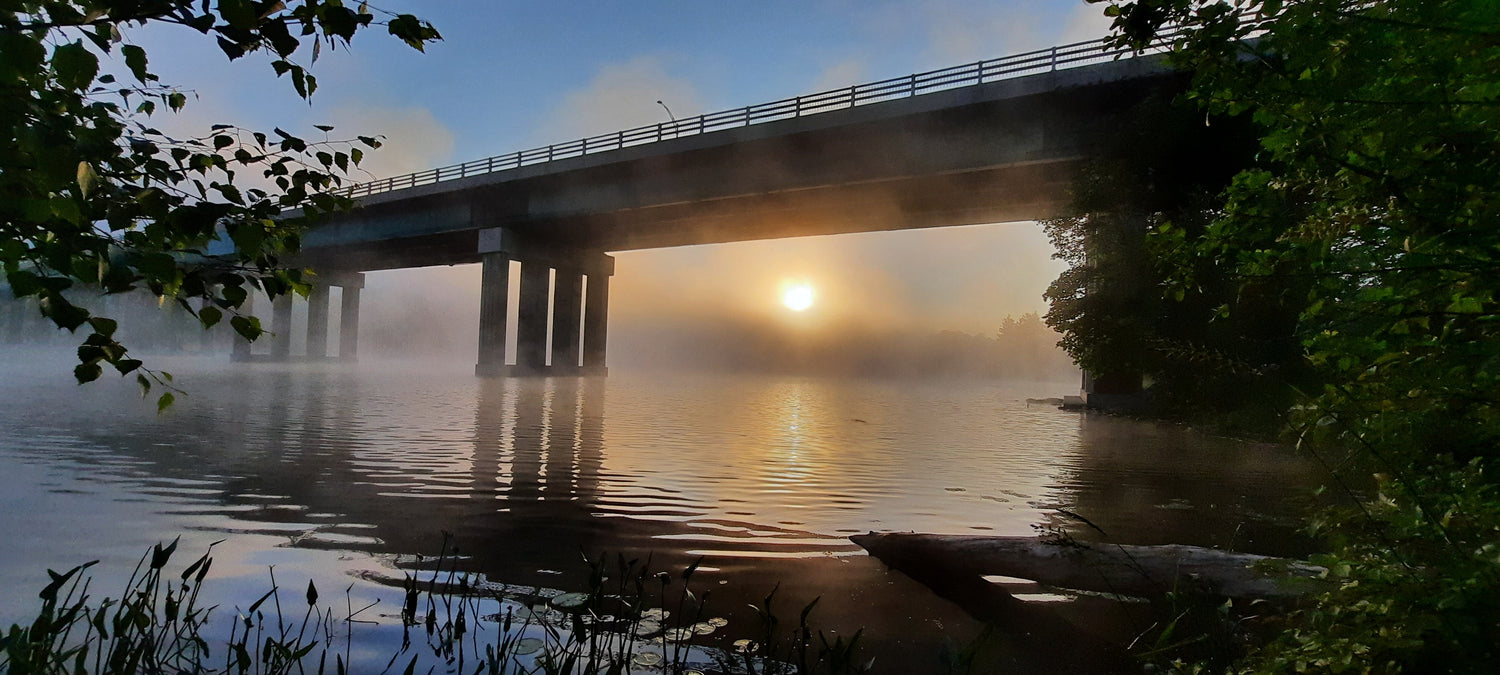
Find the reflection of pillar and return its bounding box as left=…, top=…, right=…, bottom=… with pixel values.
left=306, top=285, right=330, bottom=359
left=515, top=261, right=550, bottom=372
left=476, top=253, right=510, bottom=376
left=473, top=378, right=509, bottom=495
left=582, top=258, right=613, bottom=375
left=546, top=377, right=581, bottom=498
left=271, top=294, right=293, bottom=359
left=551, top=270, right=583, bottom=372
left=232, top=292, right=254, bottom=361
left=576, top=378, right=605, bottom=499
left=339, top=285, right=361, bottom=361
left=511, top=379, right=545, bottom=501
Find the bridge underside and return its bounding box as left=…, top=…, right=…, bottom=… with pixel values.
left=296, top=159, right=1075, bottom=272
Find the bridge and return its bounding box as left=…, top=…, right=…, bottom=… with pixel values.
left=242, top=34, right=1187, bottom=376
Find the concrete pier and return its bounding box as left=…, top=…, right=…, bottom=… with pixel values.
left=582, top=270, right=610, bottom=375
left=231, top=293, right=254, bottom=361
left=473, top=227, right=612, bottom=377
left=515, top=261, right=550, bottom=373
left=339, top=283, right=361, bottom=361
left=270, top=294, right=293, bottom=359
left=551, top=270, right=583, bottom=372
left=306, top=285, right=330, bottom=358
left=475, top=252, right=510, bottom=376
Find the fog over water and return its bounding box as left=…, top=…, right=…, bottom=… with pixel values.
left=0, top=346, right=1330, bottom=671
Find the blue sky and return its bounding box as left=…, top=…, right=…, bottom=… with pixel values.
left=131, top=1, right=1113, bottom=358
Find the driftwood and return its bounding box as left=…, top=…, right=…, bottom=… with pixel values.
left=852, top=533, right=1328, bottom=599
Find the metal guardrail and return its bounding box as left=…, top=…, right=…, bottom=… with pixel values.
left=340, top=32, right=1179, bottom=198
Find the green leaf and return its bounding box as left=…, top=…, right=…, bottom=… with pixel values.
left=121, top=44, right=148, bottom=82
left=52, top=41, right=99, bottom=90
left=87, top=316, right=117, bottom=337
left=230, top=315, right=262, bottom=341
left=198, top=306, right=223, bottom=328
left=74, top=362, right=102, bottom=384
left=156, top=392, right=175, bottom=412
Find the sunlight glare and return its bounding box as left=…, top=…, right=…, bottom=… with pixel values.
left=782, top=283, right=815, bottom=312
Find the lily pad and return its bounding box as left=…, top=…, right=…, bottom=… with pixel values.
left=631, top=652, right=663, bottom=667
left=640, top=608, right=670, bottom=621
left=706, top=617, right=728, bottom=628
left=512, top=637, right=545, bottom=656
left=664, top=627, right=696, bottom=641
left=733, top=639, right=758, bottom=654
left=550, top=592, right=590, bottom=610
left=691, top=621, right=717, bottom=635
left=633, top=619, right=662, bottom=637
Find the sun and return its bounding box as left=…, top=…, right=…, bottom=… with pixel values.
left=782, top=283, right=815, bottom=312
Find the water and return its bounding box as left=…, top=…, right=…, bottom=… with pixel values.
left=0, top=354, right=1326, bottom=672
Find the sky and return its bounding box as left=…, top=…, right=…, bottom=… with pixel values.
left=129, top=1, right=1114, bottom=364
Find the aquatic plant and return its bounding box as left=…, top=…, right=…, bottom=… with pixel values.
left=0, top=537, right=871, bottom=675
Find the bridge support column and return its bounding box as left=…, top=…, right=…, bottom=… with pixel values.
left=475, top=252, right=511, bottom=376
left=515, top=261, right=551, bottom=373
left=551, top=270, right=583, bottom=373
left=232, top=293, right=254, bottom=361
left=306, top=284, right=330, bottom=359
left=473, top=226, right=611, bottom=377
left=270, top=293, right=293, bottom=360
left=582, top=258, right=613, bottom=376
left=339, top=280, right=362, bottom=362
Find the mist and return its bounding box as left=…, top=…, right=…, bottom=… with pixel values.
left=337, top=220, right=1076, bottom=382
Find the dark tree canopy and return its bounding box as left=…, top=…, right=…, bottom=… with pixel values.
left=1, top=1, right=438, bottom=406
left=1079, top=0, right=1500, bottom=669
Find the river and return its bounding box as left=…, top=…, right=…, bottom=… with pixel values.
left=0, top=354, right=1326, bottom=672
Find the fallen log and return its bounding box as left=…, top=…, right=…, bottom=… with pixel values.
left=852, top=533, right=1328, bottom=599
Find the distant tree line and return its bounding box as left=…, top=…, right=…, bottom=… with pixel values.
left=616, top=312, right=1078, bottom=381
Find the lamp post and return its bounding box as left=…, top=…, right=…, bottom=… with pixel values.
left=657, top=100, right=676, bottom=137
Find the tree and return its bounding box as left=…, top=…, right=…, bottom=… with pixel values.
left=1, top=1, right=439, bottom=406
left=1090, top=0, right=1500, bottom=670
left=1041, top=91, right=1302, bottom=423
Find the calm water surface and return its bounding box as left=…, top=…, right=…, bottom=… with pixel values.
left=0, top=354, right=1326, bottom=672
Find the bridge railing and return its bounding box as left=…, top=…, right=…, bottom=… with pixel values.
left=339, top=30, right=1180, bottom=198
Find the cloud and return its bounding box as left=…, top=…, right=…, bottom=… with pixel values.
left=1057, top=3, right=1114, bottom=44
left=320, top=105, right=457, bottom=179
left=808, top=58, right=868, bottom=92
left=530, top=56, right=706, bottom=145
left=922, top=0, right=1051, bottom=64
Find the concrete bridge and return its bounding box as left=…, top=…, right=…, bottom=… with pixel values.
left=251, top=36, right=1186, bottom=376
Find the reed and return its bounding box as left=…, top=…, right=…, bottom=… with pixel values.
left=0, top=537, right=870, bottom=675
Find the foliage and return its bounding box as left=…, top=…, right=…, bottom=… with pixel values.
left=0, top=1, right=439, bottom=406
left=1086, top=0, right=1500, bottom=671
left=1, top=538, right=871, bottom=675
left=1041, top=90, right=1303, bottom=422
